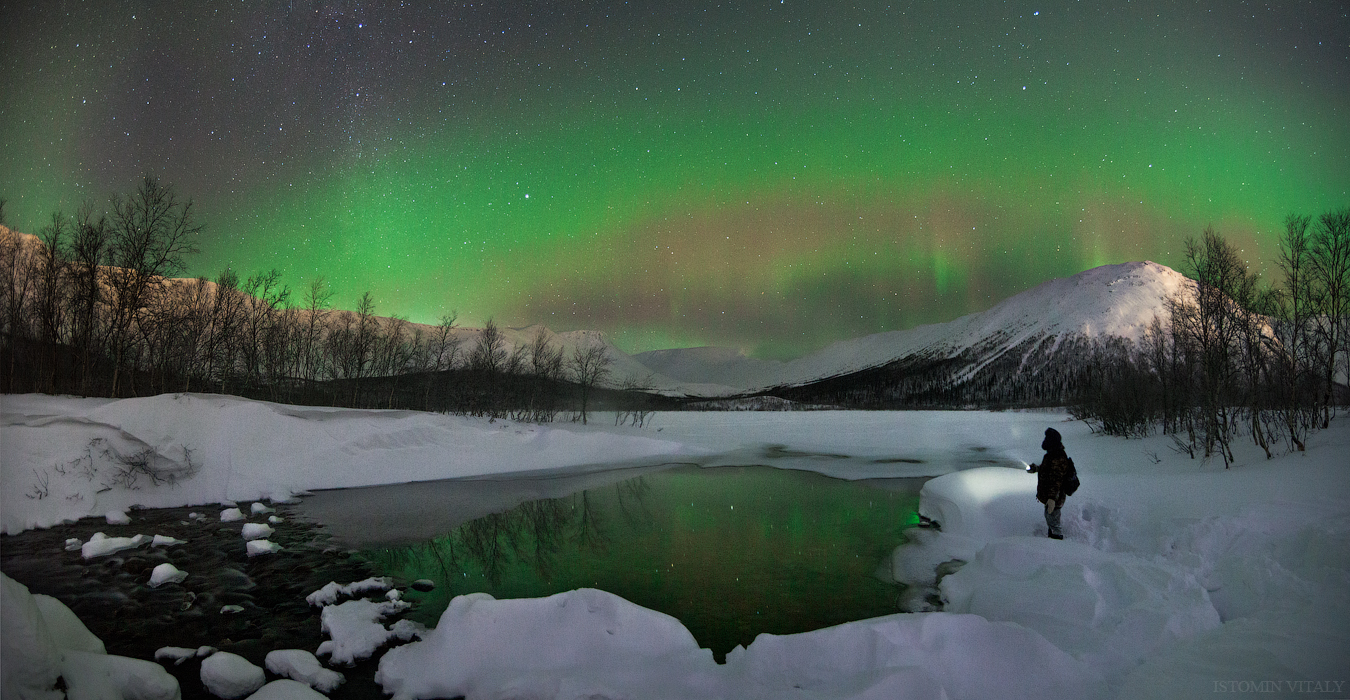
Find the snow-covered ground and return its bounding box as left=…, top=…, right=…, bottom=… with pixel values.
left=3, top=392, right=1348, bottom=699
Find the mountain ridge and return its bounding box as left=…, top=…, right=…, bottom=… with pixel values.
left=630, top=261, right=1193, bottom=399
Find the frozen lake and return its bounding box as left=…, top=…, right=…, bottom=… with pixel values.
left=298, top=465, right=925, bottom=660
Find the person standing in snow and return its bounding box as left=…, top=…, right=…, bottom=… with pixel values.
left=1027, top=427, right=1078, bottom=540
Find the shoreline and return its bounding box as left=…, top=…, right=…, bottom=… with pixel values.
left=0, top=502, right=411, bottom=700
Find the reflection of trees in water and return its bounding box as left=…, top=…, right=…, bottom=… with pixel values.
left=615, top=475, right=653, bottom=529
left=366, top=475, right=650, bottom=587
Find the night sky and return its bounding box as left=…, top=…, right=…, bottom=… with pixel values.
left=2, top=2, right=1347, bottom=359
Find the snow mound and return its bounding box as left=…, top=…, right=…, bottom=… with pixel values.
left=940, top=536, right=1221, bottom=674
left=377, top=589, right=713, bottom=700
left=264, top=649, right=345, bottom=693
left=220, top=508, right=245, bottom=522
left=106, top=509, right=132, bottom=525
left=725, top=611, right=1105, bottom=700
left=318, top=598, right=411, bottom=666
left=200, top=652, right=266, bottom=699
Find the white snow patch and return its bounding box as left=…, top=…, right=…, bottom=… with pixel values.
left=81, top=532, right=151, bottom=559
left=318, top=598, right=411, bottom=666
left=245, top=539, right=282, bottom=557
left=106, top=509, right=131, bottom=525
left=240, top=523, right=273, bottom=541
left=305, top=577, right=394, bottom=607
left=220, top=508, right=245, bottom=522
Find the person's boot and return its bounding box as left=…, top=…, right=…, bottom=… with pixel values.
left=1048, top=533, right=1064, bottom=540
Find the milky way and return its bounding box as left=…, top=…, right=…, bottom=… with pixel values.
left=2, top=1, right=1346, bottom=358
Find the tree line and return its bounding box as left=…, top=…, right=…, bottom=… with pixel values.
left=0, top=178, right=667, bottom=423
left=1073, top=211, right=1350, bottom=465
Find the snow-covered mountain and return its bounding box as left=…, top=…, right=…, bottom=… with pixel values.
left=632, top=261, right=1193, bottom=398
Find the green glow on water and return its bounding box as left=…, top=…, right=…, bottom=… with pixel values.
left=362, top=466, right=921, bottom=659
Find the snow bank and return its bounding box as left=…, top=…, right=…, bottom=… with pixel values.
left=652, top=410, right=1057, bottom=479
left=376, top=588, right=1106, bottom=700
left=892, top=415, right=1350, bottom=694
left=725, top=610, right=1105, bottom=700
left=2, top=393, right=698, bottom=533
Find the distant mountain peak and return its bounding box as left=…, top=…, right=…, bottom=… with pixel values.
left=630, top=261, right=1193, bottom=396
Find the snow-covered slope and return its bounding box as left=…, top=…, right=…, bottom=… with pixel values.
left=634, top=261, right=1192, bottom=393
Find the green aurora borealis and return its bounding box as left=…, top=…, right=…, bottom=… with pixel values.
left=2, top=1, right=1347, bottom=358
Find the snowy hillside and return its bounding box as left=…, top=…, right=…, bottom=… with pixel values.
left=634, top=261, right=1193, bottom=394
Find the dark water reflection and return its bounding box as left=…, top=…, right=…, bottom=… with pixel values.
left=360, top=465, right=923, bottom=659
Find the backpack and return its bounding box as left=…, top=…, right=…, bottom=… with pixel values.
left=1063, top=458, right=1080, bottom=497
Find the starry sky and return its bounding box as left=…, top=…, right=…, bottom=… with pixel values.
left=2, top=1, right=1347, bottom=359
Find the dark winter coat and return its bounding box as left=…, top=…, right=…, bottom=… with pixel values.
left=1031, top=450, right=1074, bottom=504
left=1029, top=428, right=1077, bottom=504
